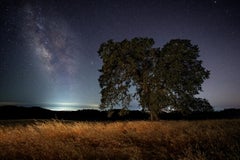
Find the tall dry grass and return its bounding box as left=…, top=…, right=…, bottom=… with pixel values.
left=0, top=119, right=239, bottom=160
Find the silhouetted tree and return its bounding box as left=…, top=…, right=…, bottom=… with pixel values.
left=98, top=38, right=211, bottom=120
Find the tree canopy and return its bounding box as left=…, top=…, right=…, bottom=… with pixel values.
left=98, top=38, right=212, bottom=120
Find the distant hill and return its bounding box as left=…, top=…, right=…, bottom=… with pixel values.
left=0, top=105, right=239, bottom=121
left=0, top=105, right=148, bottom=121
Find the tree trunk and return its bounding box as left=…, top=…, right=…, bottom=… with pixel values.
left=150, top=111, right=159, bottom=121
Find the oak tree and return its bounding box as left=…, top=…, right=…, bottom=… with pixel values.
left=98, top=38, right=211, bottom=120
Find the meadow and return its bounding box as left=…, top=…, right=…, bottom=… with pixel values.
left=0, top=119, right=239, bottom=160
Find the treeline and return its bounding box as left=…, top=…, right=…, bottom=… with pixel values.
left=0, top=105, right=239, bottom=121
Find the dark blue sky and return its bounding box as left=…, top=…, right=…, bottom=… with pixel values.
left=0, top=0, right=240, bottom=110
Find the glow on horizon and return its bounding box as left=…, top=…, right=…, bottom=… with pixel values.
left=51, top=102, right=81, bottom=106
left=0, top=101, right=100, bottom=111
left=45, top=102, right=100, bottom=111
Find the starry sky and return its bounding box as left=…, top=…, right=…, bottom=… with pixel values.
left=0, top=0, right=240, bottom=110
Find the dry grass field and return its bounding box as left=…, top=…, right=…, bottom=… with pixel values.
left=0, top=119, right=239, bottom=160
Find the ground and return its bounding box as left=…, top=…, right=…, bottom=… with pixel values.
left=0, top=119, right=239, bottom=160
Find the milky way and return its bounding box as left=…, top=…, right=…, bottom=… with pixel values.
left=23, top=4, right=78, bottom=84
left=21, top=3, right=84, bottom=103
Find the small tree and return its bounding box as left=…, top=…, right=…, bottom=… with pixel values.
left=98, top=38, right=211, bottom=120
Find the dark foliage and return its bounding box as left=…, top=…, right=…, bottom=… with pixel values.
left=98, top=38, right=211, bottom=120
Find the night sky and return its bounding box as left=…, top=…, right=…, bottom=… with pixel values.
left=0, top=0, right=240, bottom=110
